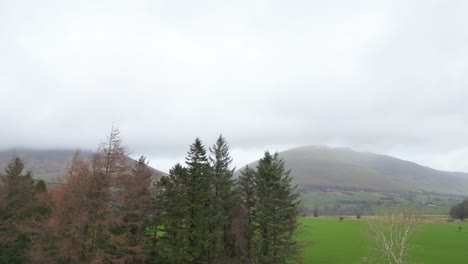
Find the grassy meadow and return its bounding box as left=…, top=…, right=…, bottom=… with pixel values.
left=297, top=217, right=468, bottom=264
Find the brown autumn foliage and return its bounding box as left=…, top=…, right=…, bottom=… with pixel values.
left=109, top=156, right=153, bottom=263
left=0, top=157, right=54, bottom=264
left=28, top=153, right=96, bottom=263
left=28, top=128, right=155, bottom=263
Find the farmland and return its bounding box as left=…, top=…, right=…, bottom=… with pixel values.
left=299, top=190, right=464, bottom=216
left=298, top=217, right=468, bottom=263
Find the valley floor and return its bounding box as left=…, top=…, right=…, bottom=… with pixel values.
left=298, top=217, right=468, bottom=264
left=299, top=189, right=464, bottom=216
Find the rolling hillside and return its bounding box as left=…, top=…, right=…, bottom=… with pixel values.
left=4, top=146, right=468, bottom=196
left=242, top=146, right=468, bottom=195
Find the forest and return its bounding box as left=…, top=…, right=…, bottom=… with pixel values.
left=0, top=128, right=300, bottom=264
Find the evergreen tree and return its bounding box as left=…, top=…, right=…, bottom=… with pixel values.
left=238, top=166, right=257, bottom=263
left=253, top=152, right=300, bottom=264
left=35, top=179, right=47, bottom=193
left=208, top=135, right=236, bottom=262
left=148, top=174, right=166, bottom=262
left=0, top=157, right=37, bottom=263
left=157, top=164, right=192, bottom=263
left=158, top=138, right=213, bottom=263
left=185, top=138, right=212, bottom=262
left=450, top=199, right=468, bottom=220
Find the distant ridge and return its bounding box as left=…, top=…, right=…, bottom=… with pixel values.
left=0, top=148, right=167, bottom=182
left=241, top=145, right=468, bottom=195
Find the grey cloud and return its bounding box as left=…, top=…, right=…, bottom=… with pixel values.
left=1, top=0, right=468, bottom=172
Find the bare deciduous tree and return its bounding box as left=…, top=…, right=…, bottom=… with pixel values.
left=110, top=156, right=153, bottom=263
left=29, top=127, right=139, bottom=263
left=366, top=206, right=422, bottom=264
left=29, top=152, right=96, bottom=263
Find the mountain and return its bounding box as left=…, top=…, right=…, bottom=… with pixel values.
left=0, top=148, right=167, bottom=183
left=241, top=146, right=468, bottom=195
left=5, top=146, right=468, bottom=195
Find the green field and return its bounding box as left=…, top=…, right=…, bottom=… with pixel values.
left=298, top=217, right=468, bottom=263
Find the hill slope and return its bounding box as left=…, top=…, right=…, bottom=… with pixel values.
left=0, top=148, right=166, bottom=182
left=242, top=146, right=468, bottom=195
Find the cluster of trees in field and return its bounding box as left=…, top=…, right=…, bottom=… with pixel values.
left=450, top=199, right=468, bottom=220
left=0, top=128, right=300, bottom=264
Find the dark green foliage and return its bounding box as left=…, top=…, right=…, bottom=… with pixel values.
left=35, top=179, right=47, bottom=193
left=157, top=138, right=213, bottom=263
left=157, top=165, right=190, bottom=262
left=149, top=176, right=165, bottom=250
left=313, top=207, right=319, bottom=217
left=0, top=157, right=38, bottom=263
left=208, top=135, right=237, bottom=262
left=450, top=199, right=468, bottom=220
left=0, top=134, right=301, bottom=263
left=239, top=166, right=257, bottom=220
left=0, top=234, right=30, bottom=264
left=236, top=153, right=301, bottom=263
left=238, top=166, right=257, bottom=263
left=0, top=157, right=36, bottom=221
left=253, top=152, right=300, bottom=264
left=185, top=138, right=213, bottom=262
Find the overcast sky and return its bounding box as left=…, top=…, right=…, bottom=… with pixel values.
left=1, top=0, right=468, bottom=172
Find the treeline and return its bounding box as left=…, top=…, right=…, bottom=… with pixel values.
left=307, top=204, right=373, bottom=216
left=0, top=128, right=300, bottom=263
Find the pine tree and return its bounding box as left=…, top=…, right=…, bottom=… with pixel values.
left=157, top=164, right=192, bottom=262
left=253, top=152, right=300, bottom=264
left=208, top=135, right=236, bottom=262
left=237, top=166, right=257, bottom=263
left=0, top=157, right=38, bottom=263
left=148, top=174, right=166, bottom=262
left=157, top=138, right=213, bottom=263
left=184, top=138, right=213, bottom=262
left=35, top=179, right=47, bottom=193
